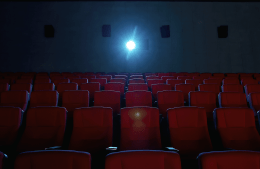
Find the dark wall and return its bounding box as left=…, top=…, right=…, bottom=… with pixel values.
left=0, top=2, right=260, bottom=73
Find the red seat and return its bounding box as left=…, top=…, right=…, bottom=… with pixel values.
left=129, top=79, right=145, bottom=84
left=128, top=83, right=148, bottom=91
left=198, top=151, right=260, bottom=169
left=213, top=73, right=225, bottom=78
left=98, top=75, right=112, bottom=82
left=104, top=82, right=124, bottom=97
left=219, top=92, right=247, bottom=108
left=240, top=73, right=253, bottom=78
left=244, top=84, right=260, bottom=96
left=33, top=83, right=55, bottom=91
left=0, top=83, right=9, bottom=92
left=203, top=79, right=222, bottom=85
left=185, top=79, right=203, bottom=90
left=34, top=79, right=51, bottom=84
left=0, top=79, right=12, bottom=85
left=225, top=73, right=239, bottom=77
left=161, top=76, right=176, bottom=83
left=222, top=78, right=240, bottom=85
left=29, top=91, right=58, bottom=108
left=110, top=78, right=126, bottom=86
left=11, top=83, right=32, bottom=94
left=177, top=76, right=192, bottom=81
left=221, top=84, right=244, bottom=92
left=120, top=107, right=161, bottom=150
left=52, top=79, right=70, bottom=87
left=16, top=107, right=66, bottom=152
left=175, top=84, right=195, bottom=103
left=241, top=79, right=258, bottom=86
left=68, top=107, right=113, bottom=154
left=57, top=83, right=78, bottom=99
left=0, top=107, right=22, bottom=153
left=70, top=78, right=88, bottom=85
left=80, top=82, right=100, bottom=103
left=198, top=84, right=221, bottom=98
left=89, top=78, right=107, bottom=89
left=94, top=91, right=121, bottom=115
left=15, top=79, right=33, bottom=84
left=157, top=91, right=184, bottom=117
left=147, top=79, right=164, bottom=89
left=189, top=91, right=217, bottom=120
left=130, top=75, right=143, bottom=79
left=193, top=76, right=206, bottom=80
left=105, top=151, right=181, bottom=169
left=62, top=90, right=89, bottom=119
left=151, top=84, right=171, bottom=100
left=166, top=79, right=184, bottom=90
left=125, top=91, right=152, bottom=107
left=167, top=107, right=212, bottom=159
left=0, top=91, right=29, bottom=111
left=200, top=73, right=212, bottom=78
left=248, top=93, right=260, bottom=116
left=67, top=75, right=80, bottom=80
left=146, top=76, right=160, bottom=80
left=14, top=150, right=91, bottom=169
left=158, top=73, right=170, bottom=78
left=213, top=108, right=260, bottom=150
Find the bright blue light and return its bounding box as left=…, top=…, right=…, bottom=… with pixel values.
left=126, top=41, right=136, bottom=50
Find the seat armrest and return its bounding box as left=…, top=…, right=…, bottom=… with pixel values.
left=164, top=147, right=179, bottom=152
left=45, top=146, right=62, bottom=150
left=106, top=147, right=118, bottom=154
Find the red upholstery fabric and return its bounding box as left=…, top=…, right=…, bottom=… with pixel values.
left=80, top=82, right=100, bottom=100
left=146, top=76, right=160, bottom=80
left=203, top=79, right=222, bottom=85
left=0, top=91, right=28, bottom=111
left=157, top=91, right=184, bottom=117
left=0, top=83, right=9, bottom=92
left=62, top=90, right=89, bottom=118
left=200, top=73, right=212, bottom=78
left=120, top=107, right=161, bottom=150
left=130, top=75, right=143, bottom=79
left=57, top=83, right=78, bottom=99
left=177, top=76, right=192, bottom=81
left=104, top=83, right=124, bottom=97
left=198, top=84, right=220, bottom=99
left=241, top=79, right=258, bottom=86
left=240, top=73, right=253, bottom=77
left=189, top=91, right=216, bottom=120
left=98, top=75, right=112, bottom=82
left=193, top=76, right=206, bottom=80
left=52, top=79, right=70, bottom=87
left=185, top=79, right=203, bottom=90
left=222, top=78, right=240, bottom=85
left=147, top=79, right=164, bottom=89
left=199, top=151, right=260, bottom=169
left=158, top=73, right=170, bottom=78
left=129, top=79, right=145, bottom=84
left=249, top=93, right=260, bottom=116
left=33, top=83, right=55, bottom=91
left=0, top=79, right=12, bottom=85
left=14, top=150, right=91, bottom=169
left=213, top=73, right=225, bottom=77
left=175, top=84, right=195, bottom=102
left=11, top=83, right=32, bottom=93
left=219, top=92, right=247, bottom=108
left=226, top=73, right=239, bottom=77
left=167, top=107, right=212, bottom=159
left=94, top=91, right=121, bottom=115
left=125, top=91, right=152, bottom=107
left=245, top=84, right=260, bottom=96
left=29, top=91, right=58, bottom=108
left=110, top=78, right=126, bottom=86
left=166, top=79, right=183, bottom=90
left=151, top=84, right=171, bottom=100
left=68, top=107, right=113, bottom=154
left=128, top=83, right=148, bottom=91
left=67, top=76, right=80, bottom=80
left=70, top=79, right=88, bottom=85
left=105, top=151, right=181, bottom=169
left=16, top=107, right=66, bottom=152
left=161, top=76, right=176, bottom=83
left=34, top=79, right=51, bottom=84
left=221, top=84, right=244, bottom=92
left=89, top=78, right=107, bottom=88
left=214, top=108, right=260, bottom=150
left=16, top=79, right=33, bottom=84
left=0, top=107, right=22, bottom=148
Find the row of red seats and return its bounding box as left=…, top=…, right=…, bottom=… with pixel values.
left=1, top=150, right=260, bottom=169
left=1, top=106, right=260, bottom=158
left=1, top=89, right=260, bottom=118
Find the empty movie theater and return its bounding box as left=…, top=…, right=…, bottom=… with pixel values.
left=1, top=0, right=260, bottom=168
